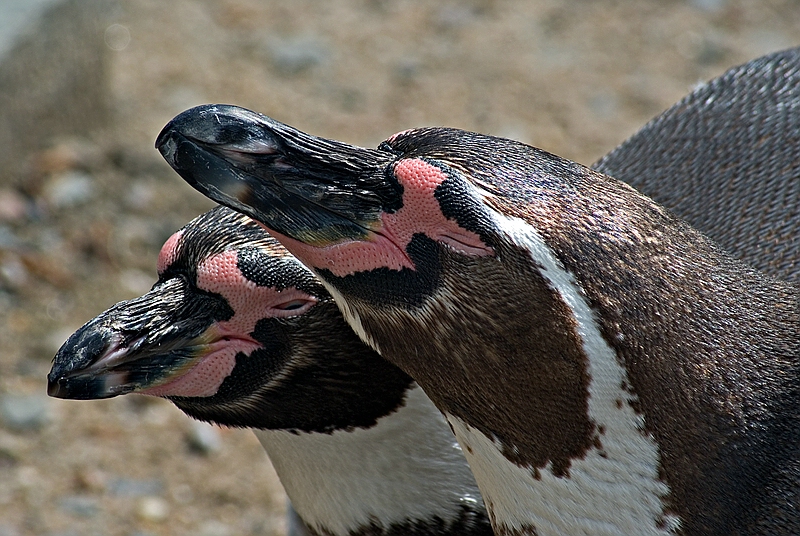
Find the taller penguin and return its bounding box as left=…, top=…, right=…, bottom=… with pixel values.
left=157, top=49, right=800, bottom=535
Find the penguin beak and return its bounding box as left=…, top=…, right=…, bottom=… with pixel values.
left=48, top=278, right=228, bottom=400
left=156, top=104, right=401, bottom=247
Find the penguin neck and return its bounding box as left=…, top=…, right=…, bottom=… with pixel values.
left=253, top=384, right=488, bottom=536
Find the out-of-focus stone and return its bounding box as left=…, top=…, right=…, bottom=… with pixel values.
left=20, top=252, right=74, bottom=288
left=58, top=495, right=99, bottom=518
left=197, top=520, right=233, bottom=536
left=0, top=523, right=20, bottom=536
left=137, top=496, right=170, bottom=523
left=0, top=254, right=28, bottom=288
left=73, top=466, right=107, bottom=493
left=186, top=420, right=222, bottom=456
left=0, top=189, right=27, bottom=222
left=267, top=37, right=330, bottom=75
left=106, top=477, right=163, bottom=498
left=0, top=393, right=51, bottom=431
left=42, top=171, right=94, bottom=209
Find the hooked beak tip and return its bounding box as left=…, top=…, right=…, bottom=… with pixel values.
left=46, top=378, right=65, bottom=398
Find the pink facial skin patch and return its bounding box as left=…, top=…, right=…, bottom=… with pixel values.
left=157, top=229, right=183, bottom=274
left=140, top=249, right=316, bottom=398
left=259, top=158, right=493, bottom=278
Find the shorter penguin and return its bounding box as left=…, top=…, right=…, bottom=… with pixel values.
left=48, top=205, right=490, bottom=536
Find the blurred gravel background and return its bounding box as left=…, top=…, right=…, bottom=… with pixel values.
left=0, top=1, right=797, bottom=535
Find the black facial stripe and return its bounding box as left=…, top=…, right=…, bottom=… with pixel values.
left=431, top=166, right=497, bottom=248
left=213, top=317, right=294, bottom=403
left=237, top=246, right=325, bottom=295
left=170, top=302, right=415, bottom=433
left=316, top=233, right=441, bottom=309
left=168, top=316, right=294, bottom=426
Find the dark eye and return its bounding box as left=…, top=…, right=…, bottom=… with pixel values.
left=276, top=299, right=312, bottom=311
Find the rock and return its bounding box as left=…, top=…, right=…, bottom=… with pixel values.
left=0, top=225, right=21, bottom=248
left=689, top=0, right=727, bottom=12
left=42, top=171, right=94, bottom=209
left=137, top=496, right=169, bottom=523
left=186, top=420, right=222, bottom=455
left=0, top=432, right=24, bottom=467
left=0, top=393, right=50, bottom=431
left=73, top=466, right=107, bottom=493
left=0, top=189, right=28, bottom=222
left=197, top=520, right=233, bottom=536
left=124, top=182, right=156, bottom=212
left=267, top=37, right=329, bottom=75
left=106, top=477, right=163, bottom=498
left=0, top=524, right=19, bottom=536
left=0, top=254, right=28, bottom=289
left=170, top=483, right=194, bottom=505
left=58, top=495, right=99, bottom=518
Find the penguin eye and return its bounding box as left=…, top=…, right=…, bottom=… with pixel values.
left=275, top=299, right=314, bottom=311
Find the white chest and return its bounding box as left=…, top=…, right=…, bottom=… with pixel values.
left=254, top=385, right=483, bottom=536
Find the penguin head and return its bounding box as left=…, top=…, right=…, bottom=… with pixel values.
left=48, top=205, right=413, bottom=433
left=154, top=105, right=559, bottom=313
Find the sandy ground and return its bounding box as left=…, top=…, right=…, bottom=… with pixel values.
left=0, top=0, right=798, bottom=535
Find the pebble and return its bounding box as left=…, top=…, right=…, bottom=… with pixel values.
left=0, top=255, right=28, bottom=288
left=186, top=420, right=222, bottom=455
left=197, top=520, right=233, bottom=536
left=124, top=182, right=156, bottom=212
left=434, top=5, right=478, bottom=29
left=0, top=524, right=20, bottom=536
left=589, top=91, right=620, bottom=120
left=0, top=189, right=28, bottom=222
left=0, top=432, right=24, bottom=466
left=58, top=495, right=99, bottom=518
left=43, top=171, right=94, bottom=209
left=32, top=140, right=103, bottom=177
left=689, top=0, right=727, bottom=12
left=106, top=477, right=163, bottom=498
left=0, top=225, right=21, bottom=249
left=170, top=483, right=194, bottom=504
left=0, top=393, right=51, bottom=431
left=268, top=38, right=329, bottom=75
left=137, top=496, right=169, bottom=522
left=74, top=466, right=107, bottom=492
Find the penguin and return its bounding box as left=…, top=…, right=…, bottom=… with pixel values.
left=48, top=205, right=491, bottom=536
left=156, top=48, right=800, bottom=536
left=593, top=48, right=799, bottom=282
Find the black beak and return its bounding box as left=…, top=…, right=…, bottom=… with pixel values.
left=155, top=104, right=402, bottom=247
left=48, top=277, right=231, bottom=400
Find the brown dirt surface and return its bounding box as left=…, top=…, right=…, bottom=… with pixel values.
left=0, top=0, right=797, bottom=535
